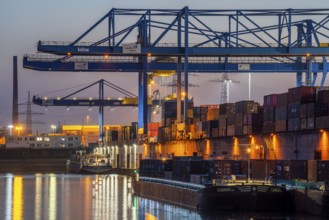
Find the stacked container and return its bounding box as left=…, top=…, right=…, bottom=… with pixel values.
left=203, top=120, right=219, bottom=138
left=308, top=160, right=329, bottom=182
left=275, top=92, right=288, bottom=132
left=147, top=122, right=160, bottom=138
left=287, top=86, right=316, bottom=131
left=235, top=100, right=262, bottom=135
left=161, top=100, right=194, bottom=127
left=139, top=159, right=173, bottom=178
left=315, top=89, right=329, bottom=128
left=193, top=106, right=208, bottom=123
left=201, top=104, right=220, bottom=121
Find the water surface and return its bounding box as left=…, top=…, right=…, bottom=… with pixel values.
left=0, top=174, right=325, bottom=220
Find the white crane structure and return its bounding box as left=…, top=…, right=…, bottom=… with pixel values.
left=209, top=73, right=240, bottom=104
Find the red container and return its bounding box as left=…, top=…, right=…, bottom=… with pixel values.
left=288, top=86, right=316, bottom=104
left=317, top=89, right=329, bottom=104
left=276, top=92, right=288, bottom=107
left=251, top=160, right=276, bottom=180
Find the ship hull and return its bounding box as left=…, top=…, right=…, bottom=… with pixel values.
left=198, top=185, right=293, bottom=212
left=81, top=165, right=112, bottom=174
left=133, top=178, right=293, bottom=212
left=67, top=161, right=112, bottom=174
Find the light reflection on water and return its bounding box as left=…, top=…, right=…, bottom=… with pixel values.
left=0, top=174, right=202, bottom=220
left=0, top=174, right=326, bottom=220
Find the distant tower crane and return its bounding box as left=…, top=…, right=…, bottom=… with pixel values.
left=209, top=73, right=240, bottom=104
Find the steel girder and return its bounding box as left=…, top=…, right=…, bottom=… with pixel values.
left=23, top=7, right=329, bottom=132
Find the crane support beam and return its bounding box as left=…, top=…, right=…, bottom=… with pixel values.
left=33, top=96, right=159, bottom=107
left=37, top=42, right=329, bottom=57
left=25, top=57, right=325, bottom=73
left=33, top=97, right=131, bottom=106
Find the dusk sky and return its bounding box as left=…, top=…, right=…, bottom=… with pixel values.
left=0, top=0, right=328, bottom=133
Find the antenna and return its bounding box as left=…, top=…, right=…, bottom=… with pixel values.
left=18, top=91, right=44, bottom=134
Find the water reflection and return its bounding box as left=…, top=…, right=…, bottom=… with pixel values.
left=12, top=176, right=23, bottom=220
left=0, top=174, right=326, bottom=220
left=5, top=174, right=13, bottom=220
left=34, top=174, right=42, bottom=220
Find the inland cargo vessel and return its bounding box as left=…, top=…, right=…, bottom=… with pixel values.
left=67, top=150, right=112, bottom=174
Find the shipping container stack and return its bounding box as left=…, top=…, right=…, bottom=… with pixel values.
left=275, top=93, right=288, bottom=132
left=210, top=160, right=232, bottom=179
left=315, top=89, right=329, bottom=128
left=121, top=123, right=138, bottom=141
left=162, top=100, right=194, bottom=126
left=147, top=122, right=160, bottom=143
left=159, top=100, right=194, bottom=142
left=139, top=159, right=173, bottom=178
left=193, top=106, right=207, bottom=138
left=199, top=105, right=220, bottom=138
left=287, top=86, right=316, bottom=131
left=219, top=103, right=235, bottom=137
left=263, top=94, right=276, bottom=133
left=172, top=156, right=208, bottom=182
left=209, top=160, right=246, bottom=179
left=202, top=104, right=220, bottom=121
left=235, top=100, right=262, bottom=136
left=308, top=160, right=329, bottom=182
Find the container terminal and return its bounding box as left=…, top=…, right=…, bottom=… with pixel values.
left=3, top=7, right=329, bottom=216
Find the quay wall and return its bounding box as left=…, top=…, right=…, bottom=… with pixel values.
left=0, top=148, right=75, bottom=160
left=146, top=130, right=325, bottom=160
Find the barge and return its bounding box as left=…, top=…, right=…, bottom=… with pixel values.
left=133, top=176, right=292, bottom=212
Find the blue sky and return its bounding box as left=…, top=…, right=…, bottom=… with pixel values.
left=0, top=0, right=328, bottom=133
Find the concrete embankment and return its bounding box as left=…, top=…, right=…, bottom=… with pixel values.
left=133, top=180, right=199, bottom=210
left=290, top=189, right=329, bottom=217
left=0, top=159, right=67, bottom=173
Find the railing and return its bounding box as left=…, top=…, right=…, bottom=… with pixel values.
left=139, top=176, right=205, bottom=191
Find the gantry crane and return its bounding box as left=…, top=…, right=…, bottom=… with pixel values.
left=33, top=79, right=142, bottom=144
left=24, top=7, right=329, bottom=135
